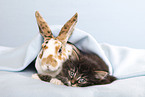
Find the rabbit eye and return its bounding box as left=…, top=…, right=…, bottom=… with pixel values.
left=45, top=41, right=48, bottom=44
left=58, top=47, right=62, bottom=53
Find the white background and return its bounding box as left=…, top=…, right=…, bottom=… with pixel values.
left=0, top=0, right=145, bottom=49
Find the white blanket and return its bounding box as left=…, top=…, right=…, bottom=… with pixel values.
left=1, top=25, right=145, bottom=79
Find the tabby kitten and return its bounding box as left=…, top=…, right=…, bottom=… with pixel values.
left=37, top=53, right=116, bottom=87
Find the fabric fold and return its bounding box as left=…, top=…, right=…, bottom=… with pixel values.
left=1, top=25, right=145, bottom=79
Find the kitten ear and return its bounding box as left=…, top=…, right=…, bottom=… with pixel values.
left=95, top=71, right=108, bottom=80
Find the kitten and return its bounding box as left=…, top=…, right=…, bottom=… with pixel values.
left=36, top=53, right=116, bottom=87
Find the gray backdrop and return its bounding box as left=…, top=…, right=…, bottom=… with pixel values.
left=0, top=0, right=145, bottom=49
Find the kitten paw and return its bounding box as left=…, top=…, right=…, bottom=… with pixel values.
left=32, top=74, right=40, bottom=80
left=50, top=78, right=64, bottom=85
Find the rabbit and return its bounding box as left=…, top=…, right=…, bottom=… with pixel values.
left=34, top=11, right=80, bottom=77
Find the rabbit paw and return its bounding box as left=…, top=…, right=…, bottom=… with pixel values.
left=50, top=78, right=64, bottom=85
left=32, top=74, right=40, bottom=80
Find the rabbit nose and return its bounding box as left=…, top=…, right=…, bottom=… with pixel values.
left=47, top=66, right=49, bottom=69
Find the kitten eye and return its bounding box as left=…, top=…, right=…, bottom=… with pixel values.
left=69, top=71, right=75, bottom=77
left=78, top=78, right=86, bottom=83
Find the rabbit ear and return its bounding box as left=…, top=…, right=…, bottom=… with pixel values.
left=57, top=13, right=78, bottom=44
left=35, top=11, right=54, bottom=40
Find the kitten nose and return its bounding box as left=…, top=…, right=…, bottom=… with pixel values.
left=71, top=79, right=76, bottom=84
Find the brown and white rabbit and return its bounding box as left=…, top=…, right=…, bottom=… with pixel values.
left=32, top=11, right=116, bottom=86
left=34, top=11, right=79, bottom=77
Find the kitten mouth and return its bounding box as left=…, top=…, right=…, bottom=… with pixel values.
left=71, top=84, right=77, bottom=87
left=68, top=81, right=77, bottom=87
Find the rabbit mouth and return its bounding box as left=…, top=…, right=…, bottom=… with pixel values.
left=41, top=64, right=61, bottom=72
